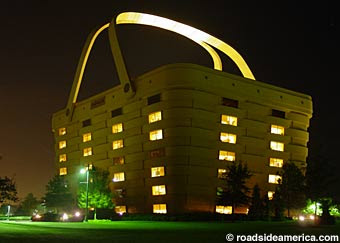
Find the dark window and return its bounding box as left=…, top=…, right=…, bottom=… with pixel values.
left=115, top=189, right=126, bottom=198
left=216, top=187, right=224, bottom=196
left=113, top=157, right=125, bottom=165
left=91, top=97, right=105, bottom=109
left=149, top=148, right=165, bottom=158
left=82, top=119, right=91, bottom=127
left=272, top=109, right=285, bottom=118
left=222, top=97, right=238, bottom=108
left=111, top=108, right=122, bottom=118
left=147, top=93, right=161, bottom=105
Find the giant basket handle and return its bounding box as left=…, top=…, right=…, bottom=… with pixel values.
left=66, top=12, right=255, bottom=118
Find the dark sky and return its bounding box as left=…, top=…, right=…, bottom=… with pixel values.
left=0, top=1, right=337, bottom=199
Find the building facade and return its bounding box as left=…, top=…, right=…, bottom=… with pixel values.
left=52, top=63, right=312, bottom=215
left=51, top=12, right=312, bottom=215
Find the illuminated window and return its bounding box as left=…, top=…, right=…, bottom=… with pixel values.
left=221, top=115, right=237, bottom=126
left=153, top=204, right=167, bottom=214
left=113, top=157, right=124, bottom=165
left=113, top=172, right=125, bottom=182
left=217, top=169, right=227, bottom=179
left=218, top=150, right=235, bottom=161
left=113, top=140, right=124, bottom=150
left=268, top=191, right=275, bottom=200
left=270, top=141, right=284, bottom=151
left=59, top=154, right=67, bottom=162
left=58, top=127, right=66, bottom=136
left=83, top=147, right=92, bottom=157
left=115, top=206, right=126, bottom=214
left=271, top=125, right=284, bottom=135
left=59, top=140, right=66, bottom=149
left=152, top=185, right=166, bottom=195
left=148, top=111, right=162, bottom=123
left=269, top=158, right=283, bottom=168
left=83, top=132, right=92, bottom=142
left=151, top=167, right=165, bottom=177
left=268, top=174, right=282, bottom=184
left=220, top=132, right=237, bottom=143
left=149, top=129, right=163, bottom=141
left=216, top=205, right=232, bottom=214
left=59, top=167, right=67, bottom=175
left=112, top=123, right=123, bottom=134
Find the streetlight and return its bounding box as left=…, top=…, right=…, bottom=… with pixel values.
left=80, top=164, right=89, bottom=222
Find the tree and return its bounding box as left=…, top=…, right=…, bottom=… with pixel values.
left=0, top=176, right=18, bottom=206
left=263, top=194, right=272, bottom=221
left=217, top=161, right=252, bottom=220
left=248, top=184, right=264, bottom=220
left=279, top=162, right=306, bottom=217
left=16, top=193, right=40, bottom=216
left=306, top=145, right=339, bottom=221
left=272, top=185, right=284, bottom=220
left=318, top=198, right=336, bottom=224
left=43, top=175, right=74, bottom=213
left=78, top=169, right=114, bottom=219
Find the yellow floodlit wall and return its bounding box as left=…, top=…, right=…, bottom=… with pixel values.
left=52, top=11, right=312, bottom=215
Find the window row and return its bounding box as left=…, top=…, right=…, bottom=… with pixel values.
left=57, top=110, right=162, bottom=137
left=59, top=133, right=162, bottom=158
left=112, top=176, right=167, bottom=196
left=115, top=204, right=167, bottom=215
left=57, top=111, right=285, bottom=138
left=217, top=141, right=283, bottom=162
left=58, top=120, right=283, bottom=153
left=59, top=175, right=279, bottom=207
left=58, top=168, right=166, bottom=179
left=112, top=168, right=165, bottom=182
left=217, top=160, right=283, bottom=180
left=59, top=149, right=283, bottom=166
left=221, top=115, right=285, bottom=134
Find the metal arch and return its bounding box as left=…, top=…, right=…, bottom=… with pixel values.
left=67, top=12, right=255, bottom=113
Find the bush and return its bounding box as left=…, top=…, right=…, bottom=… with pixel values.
left=114, top=213, right=249, bottom=222
left=319, top=215, right=336, bottom=225
left=88, top=208, right=115, bottom=220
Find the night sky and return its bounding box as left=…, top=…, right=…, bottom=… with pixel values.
left=0, top=1, right=337, bottom=199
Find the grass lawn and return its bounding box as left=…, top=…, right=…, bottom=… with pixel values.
left=0, top=220, right=339, bottom=243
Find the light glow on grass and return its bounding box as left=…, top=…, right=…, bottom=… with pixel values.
left=1, top=220, right=340, bottom=242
